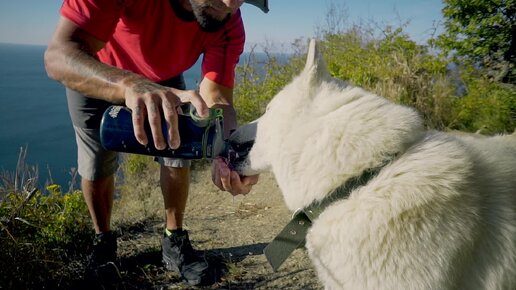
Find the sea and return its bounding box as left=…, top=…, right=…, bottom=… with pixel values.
left=0, top=43, right=203, bottom=191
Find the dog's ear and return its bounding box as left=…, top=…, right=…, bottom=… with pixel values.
left=302, top=39, right=329, bottom=84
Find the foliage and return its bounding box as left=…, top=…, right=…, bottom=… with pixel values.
left=233, top=47, right=305, bottom=124
left=122, top=153, right=154, bottom=178
left=433, top=0, right=516, bottom=84
left=321, top=27, right=457, bottom=129
left=233, top=26, right=515, bottom=134
left=0, top=185, right=92, bottom=289
left=451, top=77, right=516, bottom=133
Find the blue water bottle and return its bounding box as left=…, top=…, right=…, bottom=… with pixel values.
left=100, top=105, right=227, bottom=159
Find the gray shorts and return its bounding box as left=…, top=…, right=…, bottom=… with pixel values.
left=68, top=75, right=190, bottom=181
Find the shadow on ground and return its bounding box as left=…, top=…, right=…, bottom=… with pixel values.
left=68, top=242, right=274, bottom=290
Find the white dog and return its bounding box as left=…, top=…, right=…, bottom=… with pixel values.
left=230, top=39, right=516, bottom=289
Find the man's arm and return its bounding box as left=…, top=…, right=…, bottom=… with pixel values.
left=44, top=16, right=208, bottom=149
left=45, top=16, right=135, bottom=103
left=199, top=77, right=238, bottom=138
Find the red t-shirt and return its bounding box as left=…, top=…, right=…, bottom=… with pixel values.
left=61, top=0, right=245, bottom=88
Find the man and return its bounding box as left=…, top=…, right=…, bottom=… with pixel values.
left=44, top=0, right=266, bottom=285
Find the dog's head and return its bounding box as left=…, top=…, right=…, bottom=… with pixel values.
left=230, top=39, right=423, bottom=209
left=230, top=39, right=330, bottom=176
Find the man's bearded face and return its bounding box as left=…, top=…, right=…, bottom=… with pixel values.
left=189, top=0, right=232, bottom=32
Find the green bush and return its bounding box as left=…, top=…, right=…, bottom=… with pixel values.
left=0, top=185, right=92, bottom=288
left=233, top=28, right=514, bottom=134
left=122, top=153, right=154, bottom=178
left=451, top=78, right=516, bottom=133
left=320, top=28, right=457, bottom=129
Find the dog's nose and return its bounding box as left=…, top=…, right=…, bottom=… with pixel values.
left=227, top=139, right=254, bottom=167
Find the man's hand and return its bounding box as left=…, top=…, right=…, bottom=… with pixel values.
left=124, top=79, right=209, bottom=150
left=211, top=157, right=259, bottom=196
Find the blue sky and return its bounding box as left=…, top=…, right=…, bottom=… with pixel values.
left=0, top=0, right=444, bottom=51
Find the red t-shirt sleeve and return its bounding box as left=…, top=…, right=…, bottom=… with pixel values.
left=202, top=10, right=245, bottom=88
left=60, top=0, right=123, bottom=43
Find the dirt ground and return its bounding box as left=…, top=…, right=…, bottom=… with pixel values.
left=109, top=166, right=323, bottom=290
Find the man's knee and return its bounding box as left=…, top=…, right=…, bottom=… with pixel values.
left=81, top=174, right=115, bottom=194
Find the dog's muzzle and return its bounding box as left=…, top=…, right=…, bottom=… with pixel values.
left=225, top=139, right=254, bottom=171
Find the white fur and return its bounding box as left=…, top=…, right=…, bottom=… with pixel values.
left=231, top=39, right=516, bottom=289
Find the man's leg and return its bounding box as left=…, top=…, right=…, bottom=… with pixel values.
left=66, top=89, right=119, bottom=276
left=74, top=125, right=118, bottom=234
left=82, top=175, right=115, bottom=234
left=160, top=165, right=190, bottom=230
left=159, top=161, right=220, bottom=286
left=73, top=125, right=119, bottom=268
left=156, top=75, right=190, bottom=229
left=82, top=175, right=118, bottom=274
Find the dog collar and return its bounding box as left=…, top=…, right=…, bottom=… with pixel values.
left=263, top=161, right=390, bottom=271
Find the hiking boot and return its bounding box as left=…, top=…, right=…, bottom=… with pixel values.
left=162, top=229, right=223, bottom=286
left=88, top=231, right=117, bottom=266
left=86, top=231, right=121, bottom=283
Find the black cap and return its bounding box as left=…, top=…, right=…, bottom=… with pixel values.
left=244, top=0, right=269, bottom=13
